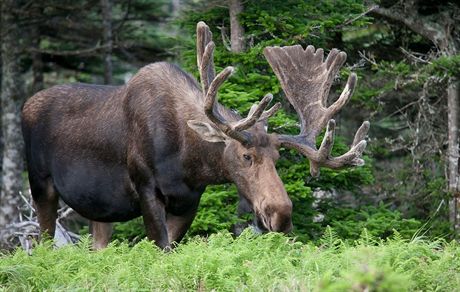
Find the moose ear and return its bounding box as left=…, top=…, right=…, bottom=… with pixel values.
left=187, top=120, right=228, bottom=143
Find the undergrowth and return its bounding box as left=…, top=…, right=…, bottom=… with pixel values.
left=1, top=230, right=459, bottom=291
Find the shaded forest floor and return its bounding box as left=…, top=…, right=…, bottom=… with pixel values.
left=1, top=231, right=459, bottom=291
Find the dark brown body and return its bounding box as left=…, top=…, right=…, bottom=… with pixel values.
left=22, top=62, right=291, bottom=248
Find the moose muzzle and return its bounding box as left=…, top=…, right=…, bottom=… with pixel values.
left=267, top=202, right=293, bottom=233
left=256, top=200, right=293, bottom=234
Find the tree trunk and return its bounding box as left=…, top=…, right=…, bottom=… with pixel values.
left=101, top=0, right=113, bottom=84
left=0, top=0, right=3, bottom=176
left=229, top=0, right=244, bottom=53
left=447, top=77, right=460, bottom=236
left=31, top=11, right=44, bottom=94
left=0, top=0, right=24, bottom=232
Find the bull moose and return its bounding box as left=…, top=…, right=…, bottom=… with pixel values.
left=21, top=22, right=369, bottom=249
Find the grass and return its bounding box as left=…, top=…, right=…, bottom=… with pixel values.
left=1, top=230, right=459, bottom=291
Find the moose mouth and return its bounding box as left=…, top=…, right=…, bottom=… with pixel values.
left=254, top=215, right=270, bottom=233
left=239, top=195, right=293, bottom=233
left=253, top=208, right=293, bottom=234
left=254, top=210, right=279, bottom=233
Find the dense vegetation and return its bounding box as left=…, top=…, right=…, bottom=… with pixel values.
left=0, top=0, right=459, bottom=290
left=1, top=231, right=459, bottom=291
left=0, top=0, right=454, bottom=241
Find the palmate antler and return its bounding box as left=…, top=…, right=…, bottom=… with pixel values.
left=264, top=45, right=370, bottom=177
left=196, top=22, right=281, bottom=145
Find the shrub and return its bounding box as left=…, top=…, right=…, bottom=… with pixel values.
left=1, top=232, right=459, bottom=291
left=324, top=204, right=423, bottom=240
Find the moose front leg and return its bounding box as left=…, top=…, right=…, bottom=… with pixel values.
left=167, top=208, right=198, bottom=244
left=138, top=185, right=170, bottom=249
left=128, top=147, right=171, bottom=249
left=165, top=187, right=202, bottom=244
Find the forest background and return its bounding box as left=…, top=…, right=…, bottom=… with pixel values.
left=0, top=0, right=459, bottom=248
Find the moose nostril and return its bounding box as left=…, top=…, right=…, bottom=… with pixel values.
left=260, top=202, right=293, bottom=232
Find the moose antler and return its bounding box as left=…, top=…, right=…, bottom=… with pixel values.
left=196, top=22, right=281, bottom=145
left=264, top=45, right=370, bottom=177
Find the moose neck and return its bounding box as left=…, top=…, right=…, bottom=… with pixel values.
left=194, top=139, right=230, bottom=185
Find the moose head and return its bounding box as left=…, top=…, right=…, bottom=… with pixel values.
left=188, top=22, right=369, bottom=234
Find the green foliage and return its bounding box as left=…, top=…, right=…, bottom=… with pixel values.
left=29, top=0, right=174, bottom=86
left=427, top=54, right=460, bottom=77
left=189, top=185, right=240, bottom=236
left=371, top=154, right=452, bottom=238
left=112, top=218, right=146, bottom=244
left=336, top=10, right=455, bottom=238
left=1, top=233, right=459, bottom=290
left=324, top=204, right=423, bottom=240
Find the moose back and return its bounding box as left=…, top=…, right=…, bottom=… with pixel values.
left=22, top=22, right=369, bottom=249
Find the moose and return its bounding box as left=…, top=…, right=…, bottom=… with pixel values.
left=22, top=22, right=369, bottom=250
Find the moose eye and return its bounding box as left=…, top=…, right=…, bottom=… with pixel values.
left=243, top=154, right=252, bottom=161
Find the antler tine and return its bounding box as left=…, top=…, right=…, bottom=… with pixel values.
left=202, top=63, right=250, bottom=143
left=282, top=120, right=369, bottom=177
left=352, top=121, right=370, bottom=147
left=233, top=94, right=280, bottom=131
left=196, top=21, right=216, bottom=94
left=328, top=73, right=357, bottom=117
left=307, top=119, right=334, bottom=177
left=259, top=102, right=282, bottom=121
left=264, top=44, right=370, bottom=177
left=322, top=49, right=347, bottom=106
left=204, top=66, right=234, bottom=114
